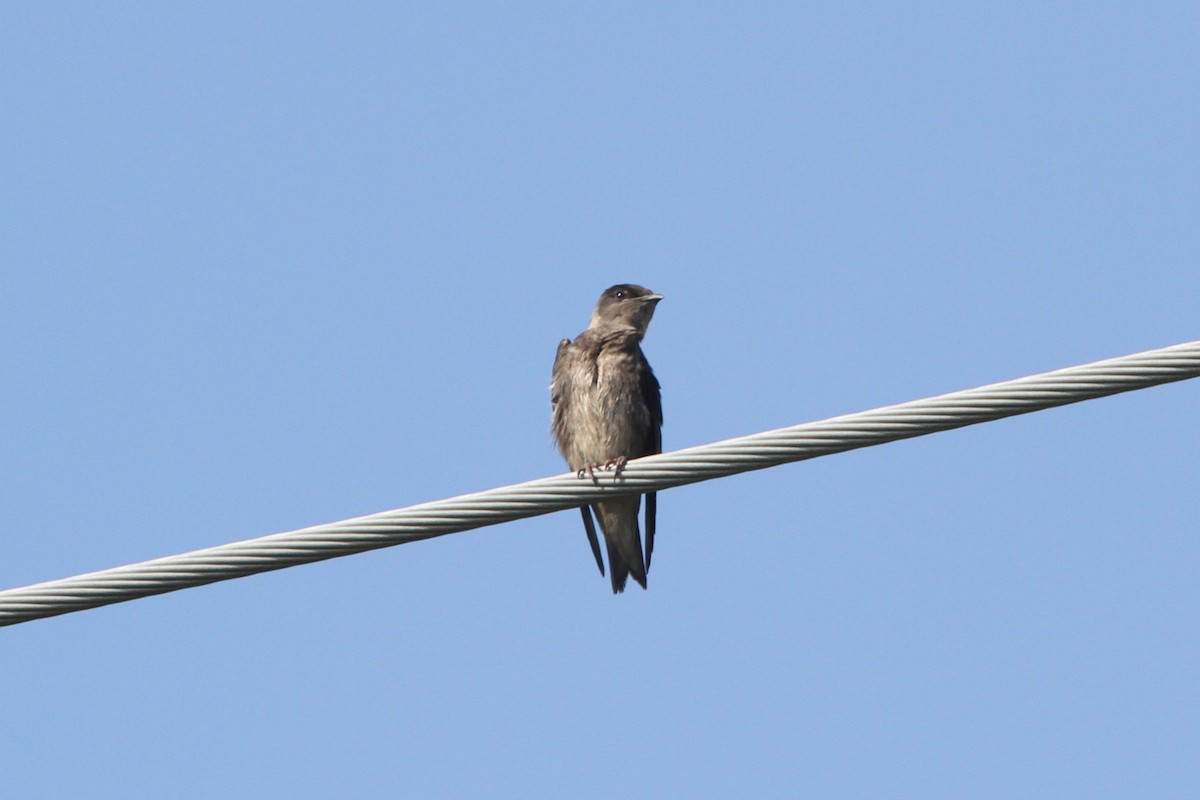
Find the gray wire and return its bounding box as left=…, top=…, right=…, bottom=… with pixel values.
left=3, top=339, right=1198, bottom=627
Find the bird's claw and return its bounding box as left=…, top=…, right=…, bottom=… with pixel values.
left=576, top=457, right=628, bottom=484
left=603, top=456, right=628, bottom=480
left=577, top=463, right=602, bottom=485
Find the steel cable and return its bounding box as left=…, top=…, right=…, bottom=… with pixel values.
left=2, top=339, right=1197, bottom=627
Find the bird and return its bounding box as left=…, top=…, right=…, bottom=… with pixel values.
left=551, top=284, right=663, bottom=593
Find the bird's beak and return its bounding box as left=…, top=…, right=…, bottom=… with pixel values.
left=642, top=294, right=664, bottom=303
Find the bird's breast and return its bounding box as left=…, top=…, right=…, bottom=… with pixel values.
left=555, top=349, right=649, bottom=469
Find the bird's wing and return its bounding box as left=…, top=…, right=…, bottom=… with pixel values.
left=640, top=357, right=662, bottom=453
left=552, top=337, right=608, bottom=576
left=580, top=505, right=605, bottom=577
left=550, top=337, right=572, bottom=412
left=639, top=353, right=663, bottom=568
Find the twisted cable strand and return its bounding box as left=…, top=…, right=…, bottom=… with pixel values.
left=2, top=340, right=1198, bottom=627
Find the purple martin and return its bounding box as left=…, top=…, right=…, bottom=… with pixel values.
left=551, top=284, right=663, bottom=593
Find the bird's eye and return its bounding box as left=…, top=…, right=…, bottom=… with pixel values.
left=614, top=290, right=626, bottom=298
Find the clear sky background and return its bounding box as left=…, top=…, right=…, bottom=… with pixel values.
left=3, top=4, right=1199, bottom=797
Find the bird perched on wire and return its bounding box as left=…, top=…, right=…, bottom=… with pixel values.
left=551, top=284, right=663, bottom=593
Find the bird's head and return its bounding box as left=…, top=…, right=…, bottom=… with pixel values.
left=588, top=284, right=663, bottom=334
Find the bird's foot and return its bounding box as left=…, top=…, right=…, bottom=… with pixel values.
left=576, top=463, right=603, bottom=485
left=603, top=456, right=628, bottom=480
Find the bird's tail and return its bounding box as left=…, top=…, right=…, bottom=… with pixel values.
left=593, top=497, right=647, bottom=593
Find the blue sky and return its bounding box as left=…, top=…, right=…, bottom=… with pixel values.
left=3, top=3, right=1199, bottom=797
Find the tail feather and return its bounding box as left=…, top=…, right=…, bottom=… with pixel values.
left=594, top=497, right=647, bottom=594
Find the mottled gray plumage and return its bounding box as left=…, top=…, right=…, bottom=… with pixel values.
left=551, top=284, right=663, bottom=593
